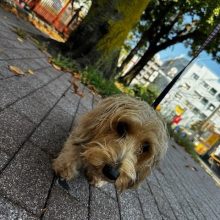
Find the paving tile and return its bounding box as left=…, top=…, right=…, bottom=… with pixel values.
left=0, top=150, right=10, bottom=171
left=12, top=95, right=54, bottom=124
left=0, top=108, right=35, bottom=157
left=80, top=87, right=94, bottom=110
left=0, top=66, right=14, bottom=78
left=0, top=38, right=25, bottom=50
left=0, top=142, right=53, bottom=216
left=137, top=183, right=162, bottom=220
left=153, top=170, right=187, bottom=220
left=147, top=174, right=177, bottom=220
left=2, top=76, right=40, bottom=100
left=166, top=151, right=219, bottom=219
left=29, top=91, right=79, bottom=155
left=0, top=197, right=39, bottom=220
left=96, top=182, right=117, bottom=199
left=0, top=83, right=19, bottom=110
left=46, top=104, right=75, bottom=132
left=46, top=75, right=70, bottom=98
left=29, top=117, right=69, bottom=157
left=56, top=91, right=80, bottom=117
left=67, top=173, right=90, bottom=207
left=90, top=186, right=120, bottom=220
left=119, top=190, right=145, bottom=220
left=42, top=186, right=88, bottom=220
left=159, top=160, right=202, bottom=220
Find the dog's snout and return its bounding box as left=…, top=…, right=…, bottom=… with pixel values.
left=102, top=164, right=120, bottom=181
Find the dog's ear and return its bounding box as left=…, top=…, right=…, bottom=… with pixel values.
left=71, top=96, right=120, bottom=145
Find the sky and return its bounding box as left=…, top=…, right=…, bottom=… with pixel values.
left=158, top=43, right=220, bottom=77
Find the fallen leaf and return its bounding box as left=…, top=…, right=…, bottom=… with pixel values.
left=73, top=72, right=81, bottom=80
left=88, top=84, right=98, bottom=95
left=72, top=80, right=79, bottom=93
left=8, top=65, right=24, bottom=75
left=185, top=165, right=198, bottom=171
left=71, top=78, right=84, bottom=97
left=51, top=63, right=62, bottom=71
left=27, top=69, right=34, bottom=75
left=17, top=37, right=24, bottom=43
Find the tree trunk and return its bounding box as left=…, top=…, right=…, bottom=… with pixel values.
left=117, top=35, right=148, bottom=73
left=62, top=0, right=149, bottom=79
left=118, top=47, right=156, bottom=85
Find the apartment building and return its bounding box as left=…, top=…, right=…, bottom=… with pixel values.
left=161, top=62, right=220, bottom=129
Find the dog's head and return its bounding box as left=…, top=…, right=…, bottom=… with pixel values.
left=78, top=95, right=168, bottom=191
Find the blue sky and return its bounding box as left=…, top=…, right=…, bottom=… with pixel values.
left=159, top=43, right=220, bottom=77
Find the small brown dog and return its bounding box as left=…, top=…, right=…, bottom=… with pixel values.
left=52, top=95, right=168, bottom=191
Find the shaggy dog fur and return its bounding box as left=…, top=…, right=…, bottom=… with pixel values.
left=52, top=95, right=168, bottom=191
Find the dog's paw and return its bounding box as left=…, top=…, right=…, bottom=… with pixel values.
left=52, top=159, right=78, bottom=181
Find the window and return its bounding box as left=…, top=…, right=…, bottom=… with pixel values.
left=201, top=81, right=210, bottom=89
left=181, top=83, right=190, bottom=90
left=184, top=100, right=193, bottom=109
left=209, top=88, right=217, bottom=96
left=217, top=94, right=220, bottom=102
left=207, top=104, right=215, bottom=111
left=194, top=91, right=202, bottom=99
left=192, top=73, right=199, bottom=80
left=200, top=113, right=206, bottom=119
left=193, top=108, right=199, bottom=114
left=175, top=93, right=182, bottom=99
left=201, top=97, right=208, bottom=105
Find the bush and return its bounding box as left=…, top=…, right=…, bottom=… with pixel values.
left=167, top=123, right=198, bottom=162
left=51, top=54, right=78, bottom=71
left=132, top=83, right=159, bottom=105
left=81, top=67, right=121, bottom=96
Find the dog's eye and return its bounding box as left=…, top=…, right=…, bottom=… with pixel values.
left=116, top=122, right=128, bottom=137
left=142, top=142, right=150, bottom=153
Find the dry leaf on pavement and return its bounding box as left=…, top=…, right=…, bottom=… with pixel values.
left=17, top=37, right=24, bottom=43
left=71, top=78, right=84, bottom=97
left=185, top=165, right=198, bottom=171
left=52, top=63, right=62, bottom=71
left=8, top=65, right=24, bottom=75
left=73, top=72, right=81, bottom=80
left=27, top=69, right=34, bottom=75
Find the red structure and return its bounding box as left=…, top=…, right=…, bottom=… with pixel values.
left=17, top=0, right=82, bottom=35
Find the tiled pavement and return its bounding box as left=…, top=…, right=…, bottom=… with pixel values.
left=0, top=6, right=220, bottom=220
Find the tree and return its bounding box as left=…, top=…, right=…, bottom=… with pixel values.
left=61, top=0, right=150, bottom=79
left=118, top=0, right=220, bottom=85
left=132, top=83, right=160, bottom=105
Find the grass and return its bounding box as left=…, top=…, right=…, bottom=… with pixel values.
left=47, top=54, right=121, bottom=96
left=81, top=67, right=121, bottom=96
left=13, top=27, right=27, bottom=39
left=50, top=54, right=78, bottom=72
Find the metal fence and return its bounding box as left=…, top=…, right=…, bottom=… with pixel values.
left=11, top=0, right=90, bottom=35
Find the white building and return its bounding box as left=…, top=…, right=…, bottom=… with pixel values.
left=161, top=62, right=220, bottom=129
left=129, top=55, right=165, bottom=87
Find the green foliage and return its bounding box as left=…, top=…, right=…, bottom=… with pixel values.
left=132, top=83, right=159, bottom=105
left=51, top=54, right=77, bottom=71
left=126, top=0, right=220, bottom=63
left=81, top=67, right=121, bottom=96
left=191, top=120, right=204, bottom=133
left=13, top=27, right=27, bottom=39
left=167, top=123, right=199, bottom=162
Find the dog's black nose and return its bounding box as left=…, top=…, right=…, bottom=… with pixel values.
left=102, top=164, right=120, bottom=181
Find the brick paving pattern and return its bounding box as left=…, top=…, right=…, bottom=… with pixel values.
left=0, top=7, right=220, bottom=220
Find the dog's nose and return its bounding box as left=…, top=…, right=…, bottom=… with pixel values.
left=102, top=164, right=120, bottom=181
